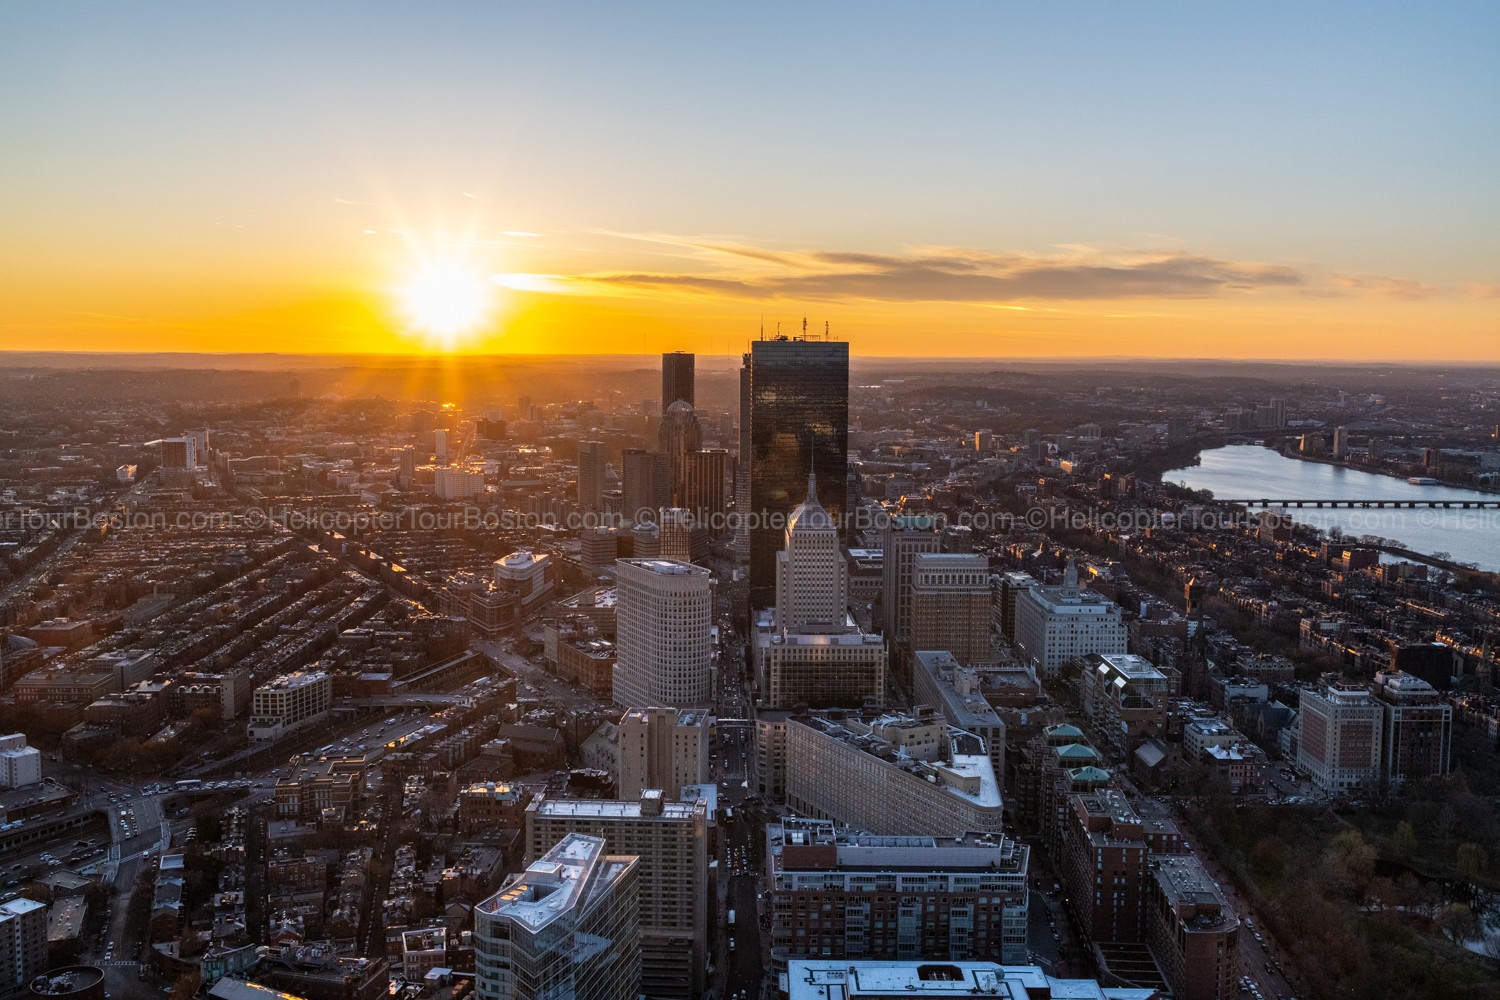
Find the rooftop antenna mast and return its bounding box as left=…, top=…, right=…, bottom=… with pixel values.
left=802, top=316, right=807, bottom=338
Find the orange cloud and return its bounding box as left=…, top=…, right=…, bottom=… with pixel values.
left=562, top=243, right=1308, bottom=303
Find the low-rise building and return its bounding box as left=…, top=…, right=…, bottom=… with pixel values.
left=248, top=672, right=331, bottom=741
left=455, top=782, right=531, bottom=835
left=0, top=734, right=42, bottom=788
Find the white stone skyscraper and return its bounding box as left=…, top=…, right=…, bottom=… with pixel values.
left=612, top=558, right=714, bottom=708
left=758, top=475, right=884, bottom=709
left=775, top=474, right=848, bottom=630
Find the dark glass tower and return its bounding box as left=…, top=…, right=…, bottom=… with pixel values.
left=661, top=351, right=695, bottom=413
left=744, top=336, right=849, bottom=610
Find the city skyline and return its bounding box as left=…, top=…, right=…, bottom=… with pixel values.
left=3, top=2, right=1498, bottom=360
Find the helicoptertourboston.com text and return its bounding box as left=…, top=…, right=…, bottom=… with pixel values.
left=9, top=504, right=1495, bottom=536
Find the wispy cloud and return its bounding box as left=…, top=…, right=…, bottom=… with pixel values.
left=1330, top=274, right=1434, bottom=300
left=562, top=242, right=1307, bottom=303
left=1465, top=281, right=1500, bottom=300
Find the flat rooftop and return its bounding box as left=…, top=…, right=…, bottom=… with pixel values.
left=784, top=960, right=1155, bottom=1000
left=475, top=834, right=630, bottom=930
left=530, top=796, right=703, bottom=820
left=796, top=714, right=1002, bottom=809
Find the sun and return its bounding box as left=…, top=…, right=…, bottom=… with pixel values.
left=396, top=259, right=495, bottom=349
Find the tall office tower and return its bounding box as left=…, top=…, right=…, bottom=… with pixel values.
left=733, top=361, right=752, bottom=562
left=684, top=448, right=732, bottom=524
left=657, top=508, right=696, bottom=563
left=577, top=440, right=607, bottom=513
left=775, top=475, right=849, bottom=630
left=617, top=706, right=711, bottom=799
left=909, top=552, right=993, bottom=665
left=746, top=336, right=849, bottom=610
left=621, top=448, right=669, bottom=520
left=880, top=516, right=940, bottom=637
left=397, top=445, right=417, bottom=488
left=759, top=475, right=884, bottom=709
left=880, top=515, right=941, bottom=678
left=661, top=351, right=695, bottom=412
left=434, top=428, right=450, bottom=464
left=657, top=402, right=702, bottom=507
left=1013, top=562, right=1126, bottom=677
left=474, top=833, right=640, bottom=1000
left=0, top=897, right=46, bottom=993
left=612, top=558, right=714, bottom=709
left=526, top=791, right=710, bottom=1000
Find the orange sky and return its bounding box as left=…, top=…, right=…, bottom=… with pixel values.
left=3, top=230, right=1496, bottom=361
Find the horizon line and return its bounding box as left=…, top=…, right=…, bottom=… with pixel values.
left=2, top=349, right=1499, bottom=369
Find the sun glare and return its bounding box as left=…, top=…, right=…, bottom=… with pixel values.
left=396, top=260, right=494, bottom=349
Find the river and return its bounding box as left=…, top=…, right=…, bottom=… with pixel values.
left=1163, top=445, right=1500, bottom=572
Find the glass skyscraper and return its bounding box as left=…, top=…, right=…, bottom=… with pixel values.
left=661, top=351, right=695, bottom=412
left=743, top=336, right=849, bottom=610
